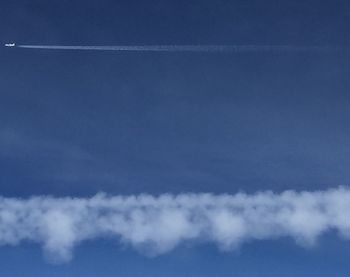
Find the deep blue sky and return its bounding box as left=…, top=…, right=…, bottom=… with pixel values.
left=1, top=0, right=350, bottom=275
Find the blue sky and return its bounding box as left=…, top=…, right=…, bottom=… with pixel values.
left=1, top=0, right=350, bottom=276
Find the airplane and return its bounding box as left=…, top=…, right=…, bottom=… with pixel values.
left=5, top=43, right=15, bottom=47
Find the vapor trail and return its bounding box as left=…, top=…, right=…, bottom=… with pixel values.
left=1, top=188, right=350, bottom=262
left=17, top=44, right=342, bottom=52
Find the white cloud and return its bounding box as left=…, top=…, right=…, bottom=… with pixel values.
left=1, top=188, right=350, bottom=262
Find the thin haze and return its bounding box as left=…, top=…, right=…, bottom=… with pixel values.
left=16, top=44, right=343, bottom=52
left=1, top=187, right=350, bottom=263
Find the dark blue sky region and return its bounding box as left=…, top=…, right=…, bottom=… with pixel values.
left=1, top=0, right=350, bottom=276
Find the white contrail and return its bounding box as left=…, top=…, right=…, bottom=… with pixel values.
left=1, top=187, right=350, bottom=262
left=16, top=44, right=342, bottom=52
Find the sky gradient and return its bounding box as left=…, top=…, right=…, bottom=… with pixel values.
left=1, top=0, right=350, bottom=276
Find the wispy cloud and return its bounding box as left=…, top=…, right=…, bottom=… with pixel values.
left=0, top=129, right=116, bottom=184
left=1, top=188, right=350, bottom=262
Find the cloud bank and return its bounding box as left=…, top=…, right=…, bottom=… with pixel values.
left=1, top=188, right=350, bottom=262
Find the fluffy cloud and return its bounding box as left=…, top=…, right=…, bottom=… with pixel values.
left=1, top=188, right=350, bottom=262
